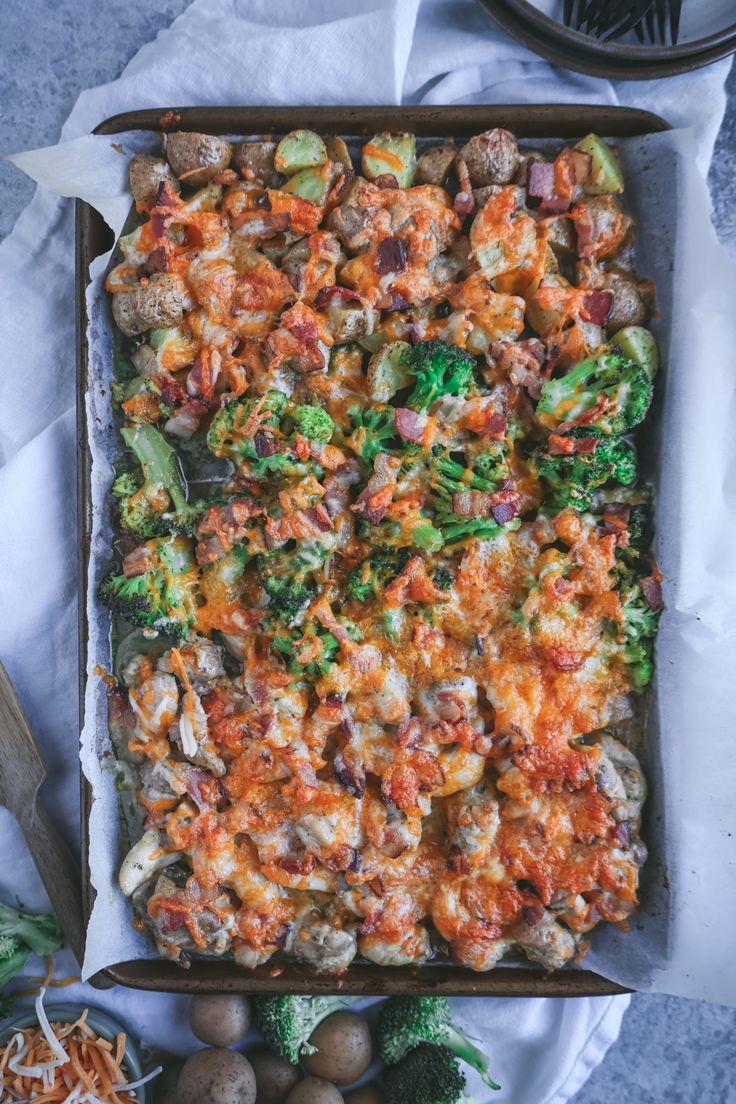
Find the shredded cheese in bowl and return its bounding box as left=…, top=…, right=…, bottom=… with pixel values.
left=0, top=990, right=161, bottom=1102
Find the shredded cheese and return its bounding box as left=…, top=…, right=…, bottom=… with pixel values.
left=0, top=990, right=157, bottom=1103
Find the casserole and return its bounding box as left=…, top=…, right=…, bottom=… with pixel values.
left=77, top=107, right=670, bottom=998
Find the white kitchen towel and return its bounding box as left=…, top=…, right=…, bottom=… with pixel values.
left=0, top=0, right=732, bottom=1098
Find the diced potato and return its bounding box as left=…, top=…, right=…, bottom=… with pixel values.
left=129, top=155, right=180, bottom=210
left=415, top=144, right=456, bottom=186
left=274, top=129, right=328, bottom=176
left=362, top=133, right=416, bottom=188
left=366, top=341, right=412, bottom=401
left=611, top=325, right=659, bottom=376
left=165, top=131, right=232, bottom=187
left=282, top=166, right=331, bottom=204
left=525, top=274, right=569, bottom=335
left=576, top=134, right=625, bottom=195
left=232, top=140, right=279, bottom=185
left=327, top=300, right=378, bottom=343
left=325, top=136, right=353, bottom=172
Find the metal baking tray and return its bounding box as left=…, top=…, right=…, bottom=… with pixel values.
left=77, top=104, right=668, bottom=995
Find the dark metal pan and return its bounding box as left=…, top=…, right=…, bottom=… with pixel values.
left=77, top=104, right=668, bottom=995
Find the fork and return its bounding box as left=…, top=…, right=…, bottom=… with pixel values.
left=563, top=0, right=683, bottom=44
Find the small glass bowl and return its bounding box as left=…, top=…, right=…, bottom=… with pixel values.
left=0, top=1002, right=148, bottom=1102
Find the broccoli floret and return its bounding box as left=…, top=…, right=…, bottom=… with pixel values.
left=473, top=440, right=510, bottom=484
left=433, top=565, right=454, bottom=590
left=430, top=449, right=497, bottom=500
left=262, top=574, right=316, bottom=625
left=347, top=547, right=411, bottom=603
left=533, top=434, right=637, bottom=512
left=207, top=390, right=288, bottom=461
left=114, top=423, right=205, bottom=539
left=404, top=340, right=475, bottom=411
left=619, top=577, right=660, bottom=692
left=384, top=1045, right=469, bottom=1104
left=291, top=404, right=335, bottom=443
left=377, top=996, right=500, bottom=1090
left=273, top=626, right=340, bottom=678
left=536, top=353, right=653, bottom=435
left=253, top=996, right=358, bottom=1065
left=0, top=902, right=62, bottom=995
left=412, top=521, right=444, bottom=552
left=99, top=537, right=199, bottom=639
left=439, top=515, right=521, bottom=546
left=347, top=406, right=401, bottom=464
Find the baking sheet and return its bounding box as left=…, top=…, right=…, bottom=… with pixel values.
left=14, top=124, right=736, bottom=1003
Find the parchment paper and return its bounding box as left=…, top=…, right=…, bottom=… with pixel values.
left=13, top=126, right=736, bottom=1002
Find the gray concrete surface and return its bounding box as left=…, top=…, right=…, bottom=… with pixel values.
left=1, top=3, right=734, bottom=1100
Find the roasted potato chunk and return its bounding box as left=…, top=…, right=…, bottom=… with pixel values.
left=165, top=131, right=233, bottom=186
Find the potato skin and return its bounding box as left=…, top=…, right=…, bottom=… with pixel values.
left=177, top=1048, right=256, bottom=1104
left=189, top=994, right=252, bottom=1047
left=301, top=1012, right=372, bottom=1086
left=460, top=128, right=519, bottom=186
left=415, top=144, right=456, bottom=186
left=233, top=141, right=280, bottom=186
left=285, top=1078, right=344, bottom=1104
left=248, top=1045, right=302, bottom=1104
left=111, top=274, right=185, bottom=337
left=166, top=131, right=233, bottom=186
left=129, top=155, right=180, bottom=209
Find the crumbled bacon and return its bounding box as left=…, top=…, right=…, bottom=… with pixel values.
left=394, top=407, right=427, bottom=443
left=122, top=545, right=152, bottom=577
left=376, top=235, right=407, bottom=275
left=640, top=575, right=663, bottom=611
left=548, top=434, right=599, bottom=455
left=490, top=489, right=523, bottom=525
left=384, top=556, right=446, bottom=608
left=581, top=290, right=614, bottom=325
left=351, top=452, right=402, bottom=524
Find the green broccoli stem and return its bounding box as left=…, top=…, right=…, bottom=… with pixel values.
left=444, top=1023, right=501, bottom=1091
left=0, top=943, right=29, bottom=990
left=122, top=423, right=188, bottom=514
left=0, top=902, right=63, bottom=957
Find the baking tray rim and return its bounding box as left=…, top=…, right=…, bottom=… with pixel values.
left=77, top=102, right=668, bottom=995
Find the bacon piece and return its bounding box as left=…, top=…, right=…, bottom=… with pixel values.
left=196, top=498, right=263, bottom=564
left=374, top=173, right=399, bottom=189
left=123, top=545, right=152, bottom=578
left=384, top=556, right=446, bottom=608
left=581, top=290, right=614, bottom=325
left=334, top=750, right=366, bottom=797
left=396, top=716, right=424, bottom=749
left=264, top=503, right=333, bottom=546
left=490, top=489, right=523, bottom=524
left=543, top=645, right=585, bottom=671
left=452, top=490, right=493, bottom=517
left=548, top=434, right=599, bottom=455
left=137, top=246, right=168, bottom=278
left=351, top=452, right=402, bottom=525
left=640, top=575, right=663, bottom=612
left=490, top=338, right=547, bottom=400
left=314, top=285, right=362, bottom=309
left=394, top=407, right=427, bottom=444
left=267, top=300, right=330, bottom=374
left=376, top=235, right=407, bottom=275
left=187, top=347, right=221, bottom=404
left=527, top=160, right=555, bottom=203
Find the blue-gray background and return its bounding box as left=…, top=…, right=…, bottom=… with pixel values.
left=2, top=4, right=734, bottom=1100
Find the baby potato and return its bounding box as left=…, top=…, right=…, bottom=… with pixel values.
left=166, top=131, right=233, bottom=186
left=415, top=144, right=456, bottom=187
left=111, top=273, right=186, bottom=337
left=178, top=1047, right=256, bottom=1104
left=189, top=994, right=252, bottom=1047
left=233, top=141, right=280, bottom=186
left=460, top=128, right=519, bottom=186
left=129, top=154, right=180, bottom=210
left=343, top=1087, right=384, bottom=1104
left=248, top=1045, right=302, bottom=1104
left=301, top=1012, right=372, bottom=1086
left=286, top=1078, right=344, bottom=1104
